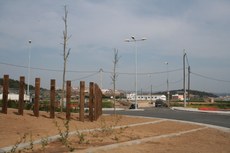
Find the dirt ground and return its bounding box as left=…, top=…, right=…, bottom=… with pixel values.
left=0, top=108, right=230, bottom=153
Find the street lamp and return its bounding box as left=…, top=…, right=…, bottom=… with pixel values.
left=125, top=36, right=147, bottom=109
left=183, top=50, right=187, bottom=107
left=165, top=62, right=170, bottom=106
left=27, top=40, right=32, bottom=102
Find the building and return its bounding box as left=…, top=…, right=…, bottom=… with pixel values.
left=171, top=94, right=184, bottom=101
left=126, top=93, right=166, bottom=101
left=0, top=93, right=30, bottom=101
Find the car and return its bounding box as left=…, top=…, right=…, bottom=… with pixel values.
left=129, top=103, right=138, bottom=109
left=155, top=99, right=168, bottom=107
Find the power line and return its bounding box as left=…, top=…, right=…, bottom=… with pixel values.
left=103, top=68, right=183, bottom=75
left=0, top=61, right=98, bottom=73
left=191, top=71, right=230, bottom=83
left=70, top=72, right=99, bottom=82
left=170, top=78, right=183, bottom=84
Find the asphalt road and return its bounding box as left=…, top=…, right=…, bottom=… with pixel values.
left=103, top=107, right=230, bottom=128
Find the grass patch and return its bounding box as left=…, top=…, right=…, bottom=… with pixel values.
left=102, top=101, right=113, bottom=108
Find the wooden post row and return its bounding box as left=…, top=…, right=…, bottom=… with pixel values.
left=2, top=75, right=9, bottom=114
left=1, top=75, right=102, bottom=121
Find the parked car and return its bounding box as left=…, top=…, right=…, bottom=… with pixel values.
left=129, top=102, right=138, bottom=109
left=155, top=99, right=168, bottom=107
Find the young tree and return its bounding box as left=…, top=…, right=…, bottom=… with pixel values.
left=61, top=5, right=71, bottom=112
left=111, top=48, right=120, bottom=114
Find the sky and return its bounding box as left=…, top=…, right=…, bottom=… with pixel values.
left=0, top=0, right=230, bottom=94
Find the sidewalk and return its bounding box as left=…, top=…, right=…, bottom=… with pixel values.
left=171, top=107, right=230, bottom=114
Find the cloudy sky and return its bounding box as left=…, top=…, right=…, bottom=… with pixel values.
left=0, top=0, right=230, bottom=94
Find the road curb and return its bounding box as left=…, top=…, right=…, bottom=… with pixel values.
left=77, top=126, right=208, bottom=153
left=171, top=107, right=230, bottom=114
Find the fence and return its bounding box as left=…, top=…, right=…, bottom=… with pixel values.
left=1, top=74, right=102, bottom=121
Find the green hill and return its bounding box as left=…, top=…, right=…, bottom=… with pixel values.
left=0, top=78, right=35, bottom=90
left=154, top=89, right=218, bottom=98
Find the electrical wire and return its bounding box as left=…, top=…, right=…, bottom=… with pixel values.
left=0, top=61, right=183, bottom=76
left=70, top=71, right=99, bottom=82
left=191, top=71, right=230, bottom=83
left=0, top=61, right=98, bottom=73
left=103, top=68, right=182, bottom=75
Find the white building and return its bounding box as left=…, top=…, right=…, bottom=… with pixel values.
left=0, top=93, right=30, bottom=101
left=127, top=93, right=166, bottom=101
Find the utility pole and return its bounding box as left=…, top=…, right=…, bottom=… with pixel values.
left=188, top=65, right=190, bottom=104
left=183, top=50, right=187, bottom=107
left=165, top=62, right=170, bottom=107
left=150, top=85, right=152, bottom=104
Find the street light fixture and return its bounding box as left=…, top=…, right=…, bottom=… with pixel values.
left=125, top=36, right=147, bottom=109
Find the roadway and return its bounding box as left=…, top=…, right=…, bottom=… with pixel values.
left=103, top=107, right=230, bottom=128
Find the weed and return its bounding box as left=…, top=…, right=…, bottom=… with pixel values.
left=27, top=132, right=34, bottom=152
left=53, top=119, right=75, bottom=152
left=76, top=131, right=85, bottom=144
left=99, top=117, right=113, bottom=136
left=112, top=114, right=122, bottom=127
left=8, top=132, right=36, bottom=153
left=112, top=135, right=119, bottom=142
left=9, top=133, right=27, bottom=153
left=76, top=130, right=89, bottom=144
left=40, top=136, right=48, bottom=152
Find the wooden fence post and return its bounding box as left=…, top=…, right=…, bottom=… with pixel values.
left=66, top=80, right=71, bottom=120
left=89, top=82, right=94, bottom=122
left=50, top=79, right=55, bottom=118
left=18, top=76, right=25, bottom=115
left=98, top=86, right=102, bottom=116
left=2, top=75, right=9, bottom=114
left=79, top=81, right=85, bottom=122
left=34, top=78, right=40, bottom=117
left=94, top=84, right=99, bottom=120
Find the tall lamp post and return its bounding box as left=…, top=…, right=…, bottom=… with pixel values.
left=183, top=50, right=187, bottom=107
left=27, top=40, right=32, bottom=102
left=165, top=62, right=170, bottom=106
left=125, top=36, right=146, bottom=109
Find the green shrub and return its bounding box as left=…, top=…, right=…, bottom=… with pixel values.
left=8, top=100, right=18, bottom=108
left=102, top=101, right=113, bottom=108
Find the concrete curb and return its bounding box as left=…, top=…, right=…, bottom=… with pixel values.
left=171, top=107, right=230, bottom=114
left=102, top=108, right=125, bottom=111
left=79, top=127, right=208, bottom=153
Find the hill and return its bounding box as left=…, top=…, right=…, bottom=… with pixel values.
left=154, top=89, right=218, bottom=98
left=0, top=78, right=46, bottom=91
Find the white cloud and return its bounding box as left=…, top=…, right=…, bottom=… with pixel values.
left=0, top=0, right=230, bottom=93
